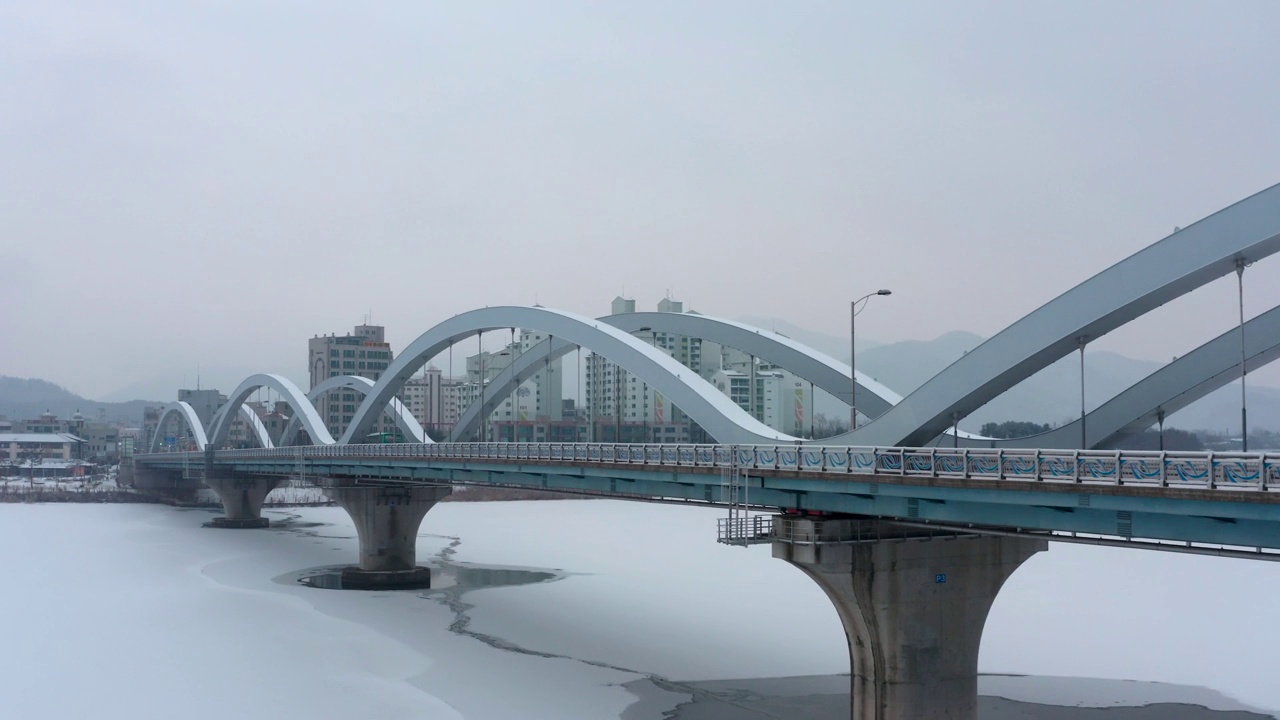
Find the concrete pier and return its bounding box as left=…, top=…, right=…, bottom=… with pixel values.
left=324, top=484, right=452, bottom=589
left=204, top=474, right=285, bottom=528
left=773, top=517, right=1045, bottom=720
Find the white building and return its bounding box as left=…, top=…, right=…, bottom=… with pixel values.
left=0, top=433, right=84, bottom=461
left=403, top=367, right=465, bottom=437
left=709, top=368, right=810, bottom=437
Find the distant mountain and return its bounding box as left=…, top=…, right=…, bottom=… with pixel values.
left=856, top=331, right=986, bottom=395
left=853, top=336, right=1280, bottom=434
left=0, top=376, right=160, bottom=426
left=736, top=315, right=879, bottom=362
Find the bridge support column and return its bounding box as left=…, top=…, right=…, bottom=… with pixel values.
left=324, top=485, right=452, bottom=589
left=773, top=517, right=1045, bottom=720
left=128, top=464, right=203, bottom=503
left=204, top=474, right=285, bottom=528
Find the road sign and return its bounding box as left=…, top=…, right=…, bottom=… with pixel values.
left=935, top=574, right=947, bottom=584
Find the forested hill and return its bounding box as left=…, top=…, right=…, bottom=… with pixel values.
left=0, top=376, right=158, bottom=426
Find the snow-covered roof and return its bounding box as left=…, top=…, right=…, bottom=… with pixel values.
left=4, top=459, right=93, bottom=469
left=0, top=433, right=85, bottom=444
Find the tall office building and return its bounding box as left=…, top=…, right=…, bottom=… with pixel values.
left=177, top=389, right=224, bottom=427
left=307, top=324, right=397, bottom=440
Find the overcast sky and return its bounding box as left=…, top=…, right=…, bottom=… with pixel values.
left=3, top=1, right=1280, bottom=401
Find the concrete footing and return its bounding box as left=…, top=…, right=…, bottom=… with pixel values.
left=338, top=566, right=433, bottom=590
left=204, top=474, right=285, bottom=528
left=324, top=485, right=452, bottom=589
left=773, top=517, right=1046, bottom=720
left=210, top=516, right=271, bottom=529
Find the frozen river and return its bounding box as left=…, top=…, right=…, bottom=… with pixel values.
left=0, top=499, right=1276, bottom=719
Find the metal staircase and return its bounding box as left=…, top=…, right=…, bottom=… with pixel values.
left=717, top=446, right=772, bottom=546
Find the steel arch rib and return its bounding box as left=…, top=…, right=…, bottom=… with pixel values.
left=345, top=306, right=798, bottom=445
left=279, top=375, right=428, bottom=445
left=448, top=335, right=577, bottom=442
left=448, top=312, right=910, bottom=442
left=605, top=312, right=902, bottom=417
left=983, top=303, right=1280, bottom=449
left=236, top=405, right=273, bottom=449
left=208, top=374, right=334, bottom=449
left=149, top=401, right=208, bottom=453
left=828, top=181, right=1280, bottom=447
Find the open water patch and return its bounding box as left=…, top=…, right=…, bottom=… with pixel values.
left=276, top=562, right=560, bottom=593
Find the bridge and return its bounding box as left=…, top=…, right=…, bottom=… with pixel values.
left=131, top=183, right=1280, bottom=720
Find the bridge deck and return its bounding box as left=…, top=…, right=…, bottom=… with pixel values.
left=135, top=443, right=1280, bottom=551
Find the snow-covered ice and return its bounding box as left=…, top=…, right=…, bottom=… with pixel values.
left=0, top=499, right=1277, bottom=719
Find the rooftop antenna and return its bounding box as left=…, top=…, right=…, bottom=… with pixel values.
left=196, top=362, right=201, bottom=391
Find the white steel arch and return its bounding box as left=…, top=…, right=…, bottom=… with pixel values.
left=606, top=312, right=901, bottom=417
left=149, top=401, right=209, bottom=453
left=979, top=303, right=1280, bottom=449
left=448, top=313, right=904, bottom=442
left=279, top=375, right=428, bottom=444
left=829, top=181, right=1280, bottom=447
left=208, top=374, right=334, bottom=449
left=448, top=335, right=576, bottom=442
left=235, top=405, right=274, bottom=449
left=345, top=306, right=798, bottom=446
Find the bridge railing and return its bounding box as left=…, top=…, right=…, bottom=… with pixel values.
left=136, top=443, right=1280, bottom=491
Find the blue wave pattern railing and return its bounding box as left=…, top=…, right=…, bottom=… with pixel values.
left=141, top=444, right=1280, bottom=491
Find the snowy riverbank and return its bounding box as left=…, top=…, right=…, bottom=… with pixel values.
left=0, top=501, right=1275, bottom=719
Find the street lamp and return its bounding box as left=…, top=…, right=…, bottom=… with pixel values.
left=851, top=289, right=892, bottom=431
left=1237, top=258, right=1249, bottom=452
left=638, top=327, right=653, bottom=442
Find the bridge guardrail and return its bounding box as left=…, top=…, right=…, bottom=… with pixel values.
left=136, top=443, right=1279, bottom=491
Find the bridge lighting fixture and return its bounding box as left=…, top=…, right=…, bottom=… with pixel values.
left=851, top=289, right=893, bottom=432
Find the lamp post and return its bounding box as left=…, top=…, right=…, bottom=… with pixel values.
left=1237, top=258, right=1249, bottom=452
left=638, top=327, right=653, bottom=442
left=1078, top=336, right=1088, bottom=450
left=851, top=289, right=892, bottom=431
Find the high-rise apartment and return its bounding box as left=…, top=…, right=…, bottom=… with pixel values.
left=403, top=367, right=464, bottom=437
left=455, top=328, right=564, bottom=440
left=584, top=295, right=809, bottom=440
left=585, top=296, right=700, bottom=442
